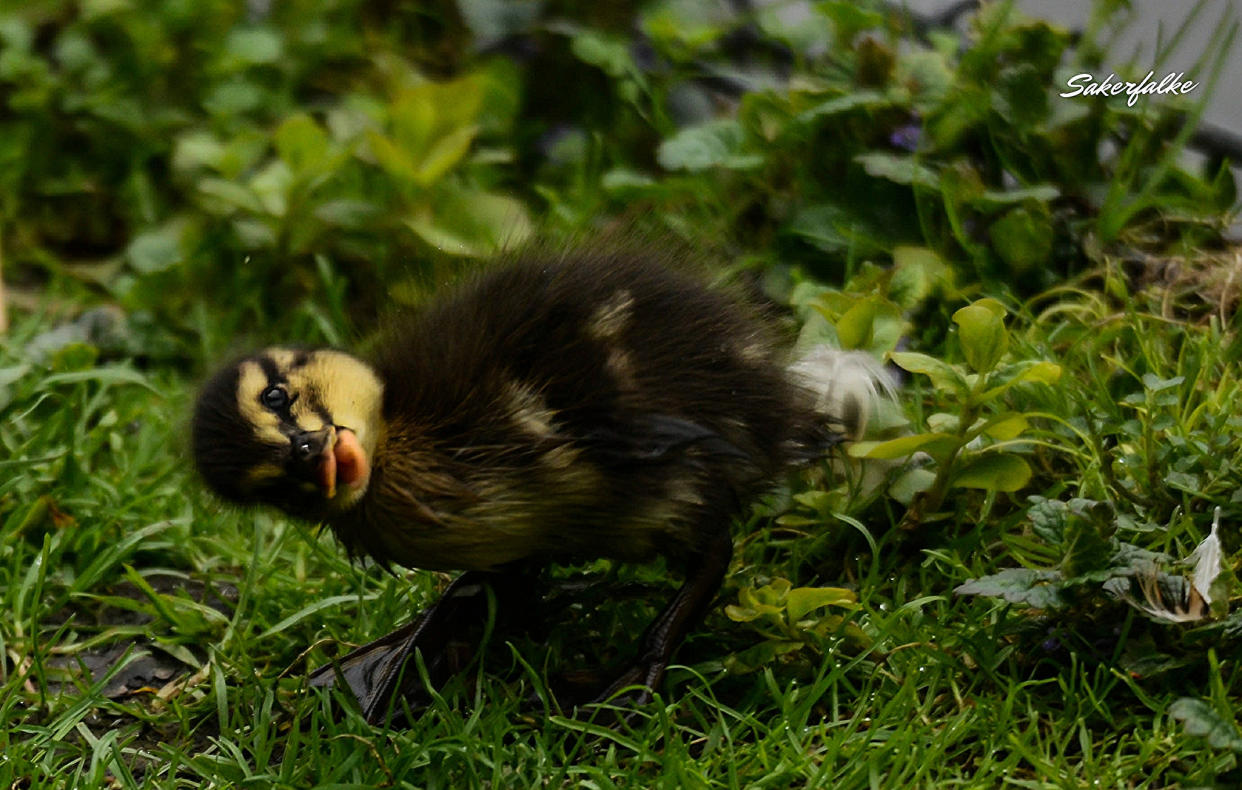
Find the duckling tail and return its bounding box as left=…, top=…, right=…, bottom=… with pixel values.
left=787, top=348, right=895, bottom=441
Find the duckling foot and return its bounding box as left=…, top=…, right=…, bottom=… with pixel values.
left=308, top=571, right=526, bottom=725
left=584, top=526, right=733, bottom=717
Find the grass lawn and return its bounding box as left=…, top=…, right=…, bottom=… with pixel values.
left=3, top=0, right=1242, bottom=787
left=4, top=266, right=1240, bottom=787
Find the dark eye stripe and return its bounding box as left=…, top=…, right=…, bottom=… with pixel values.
left=257, top=355, right=284, bottom=383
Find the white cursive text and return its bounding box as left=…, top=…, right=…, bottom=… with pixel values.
left=1060, top=71, right=1198, bottom=106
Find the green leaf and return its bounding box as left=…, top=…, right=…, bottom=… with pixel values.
left=202, top=78, right=265, bottom=116
left=1169, top=699, right=1242, bottom=752
left=197, top=177, right=264, bottom=214
left=854, top=152, right=938, bottom=188
left=249, top=160, right=291, bottom=217
left=955, top=568, right=1065, bottom=608
left=833, top=297, right=903, bottom=354
left=313, top=199, right=382, bottom=229
left=259, top=594, right=380, bottom=639
left=850, top=432, right=959, bottom=462
left=797, top=90, right=890, bottom=122
left=786, top=586, right=857, bottom=621
left=1142, top=373, right=1183, bottom=393
left=793, top=490, right=834, bottom=512
left=657, top=120, right=762, bottom=172
left=388, top=88, right=433, bottom=142
left=724, top=604, right=762, bottom=623
left=571, top=30, right=637, bottom=79
left=405, top=188, right=531, bottom=257
left=951, top=453, right=1031, bottom=491
left=953, top=300, right=1009, bottom=374
left=888, top=351, right=968, bottom=395
left=889, top=246, right=950, bottom=309
left=0, top=364, right=31, bottom=411
left=601, top=168, right=656, bottom=193
left=926, top=412, right=959, bottom=433
left=749, top=577, right=792, bottom=607
left=723, top=640, right=804, bottom=674
left=40, top=367, right=162, bottom=395
left=980, top=413, right=1028, bottom=440
left=977, top=360, right=1063, bottom=403
left=978, top=185, right=1060, bottom=206
left=1008, top=360, right=1062, bottom=385
left=414, top=123, right=479, bottom=186
left=787, top=203, right=886, bottom=255
left=988, top=206, right=1052, bottom=274
left=48, top=343, right=98, bottom=372
left=367, top=130, right=418, bottom=182
left=818, top=2, right=884, bottom=43
left=172, top=131, right=225, bottom=173
left=379, top=78, right=484, bottom=185
left=889, top=467, right=936, bottom=505
left=993, top=62, right=1048, bottom=127
left=275, top=113, right=329, bottom=175
left=126, top=224, right=183, bottom=274
left=1027, top=497, right=1068, bottom=546
left=1059, top=512, right=1115, bottom=579
left=223, top=27, right=283, bottom=67
left=757, top=2, right=835, bottom=53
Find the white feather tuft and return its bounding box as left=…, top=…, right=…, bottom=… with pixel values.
left=787, top=348, right=895, bottom=440
left=1189, top=506, right=1224, bottom=606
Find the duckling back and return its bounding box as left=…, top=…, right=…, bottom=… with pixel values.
left=328, top=247, right=864, bottom=571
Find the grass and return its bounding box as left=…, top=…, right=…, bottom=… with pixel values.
left=3, top=274, right=1241, bottom=787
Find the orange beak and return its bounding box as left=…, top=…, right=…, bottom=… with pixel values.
left=316, top=427, right=368, bottom=500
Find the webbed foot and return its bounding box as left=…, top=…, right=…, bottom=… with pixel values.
left=308, top=571, right=528, bottom=725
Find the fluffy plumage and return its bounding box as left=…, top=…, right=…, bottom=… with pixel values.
left=192, top=246, right=886, bottom=721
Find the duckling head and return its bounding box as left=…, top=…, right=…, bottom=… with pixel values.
left=192, top=347, right=384, bottom=520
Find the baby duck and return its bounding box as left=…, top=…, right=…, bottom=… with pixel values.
left=192, top=246, right=887, bottom=723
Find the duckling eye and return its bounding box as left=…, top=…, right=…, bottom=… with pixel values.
left=260, top=386, right=289, bottom=410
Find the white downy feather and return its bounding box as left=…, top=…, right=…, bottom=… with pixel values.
left=1189, top=506, right=1224, bottom=605
left=787, top=348, right=896, bottom=440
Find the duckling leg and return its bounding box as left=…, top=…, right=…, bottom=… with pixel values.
left=591, top=524, right=733, bottom=708
left=309, top=571, right=529, bottom=724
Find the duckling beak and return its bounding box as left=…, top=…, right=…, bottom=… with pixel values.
left=315, top=427, right=368, bottom=501
left=317, top=428, right=338, bottom=500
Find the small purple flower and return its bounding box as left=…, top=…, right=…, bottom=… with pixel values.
left=889, top=123, right=922, bottom=152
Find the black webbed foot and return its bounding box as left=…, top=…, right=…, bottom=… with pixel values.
left=309, top=521, right=732, bottom=727
left=308, top=570, right=531, bottom=725
left=580, top=525, right=734, bottom=717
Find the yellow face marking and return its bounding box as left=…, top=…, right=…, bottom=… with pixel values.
left=588, top=289, right=634, bottom=340
left=235, top=347, right=385, bottom=509
left=237, top=360, right=285, bottom=446
left=243, top=463, right=285, bottom=489
left=286, top=350, right=384, bottom=462
left=265, top=348, right=298, bottom=368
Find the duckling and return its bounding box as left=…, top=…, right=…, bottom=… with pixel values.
left=192, top=246, right=889, bottom=723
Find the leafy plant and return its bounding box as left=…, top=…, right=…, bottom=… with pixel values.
left=722, top=577, right=864, bottom=674
left=851, top=298, right=1061, bottom=526
left=954, top=496, right=1196, bottom=612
